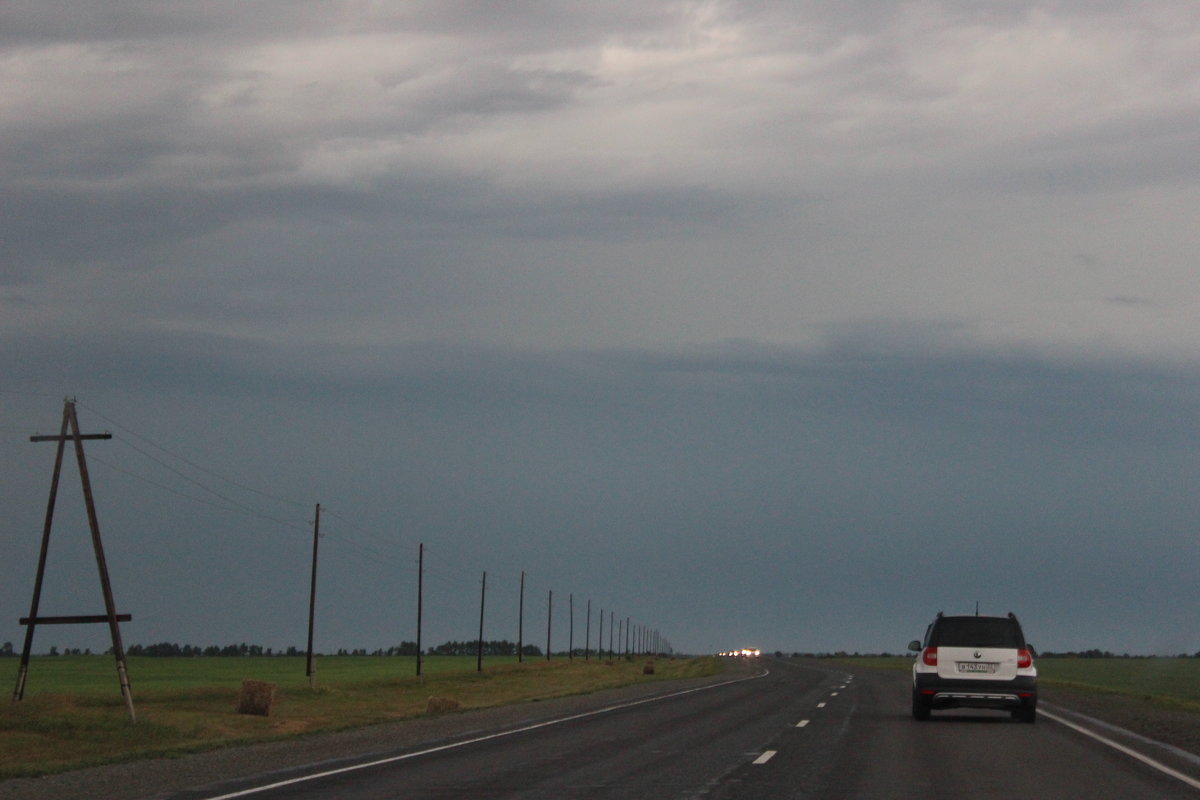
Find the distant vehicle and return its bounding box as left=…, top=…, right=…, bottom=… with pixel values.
left=909, top=612, right=1038, bottom=723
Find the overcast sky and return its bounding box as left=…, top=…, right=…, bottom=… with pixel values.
left=3, top=1, right=1200, bottom=660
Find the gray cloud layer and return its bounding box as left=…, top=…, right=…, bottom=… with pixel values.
left=3, top=2, right=1199, bottom=655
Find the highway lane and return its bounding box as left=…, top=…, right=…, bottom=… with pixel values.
left=173, top=659, right=1200, bottom=799
left=718, top=661, right=1200, bottom=799
left=174, top=660, right=837, bottom=799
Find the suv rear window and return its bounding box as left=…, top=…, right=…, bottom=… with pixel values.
left=929, top=617, right=1024, bottom=648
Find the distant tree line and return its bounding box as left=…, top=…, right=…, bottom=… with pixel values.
left=127, top=643, right=282, bottom=657
left=12, top=642, right=1199, bottom=659
left=0, top=642, right=95, bottom=657
left=425, top=640, right=543, bottom=657
left=0, top=640, right=546, bottom=657
left=1035, top=649, right=1200, bottom=659
left=788, top=650, right=1200, bottom=659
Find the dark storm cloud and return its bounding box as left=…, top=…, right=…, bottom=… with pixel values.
left=4, top=335, right=1200, bottom=655
left=1, top=187, right=233, bottom=274
left=4, top=1, right=1200, bottom=656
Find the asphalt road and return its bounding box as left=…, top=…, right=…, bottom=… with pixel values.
left=161, top=658, right=1200, bottom=800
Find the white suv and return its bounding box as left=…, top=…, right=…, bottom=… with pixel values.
left=909, top=612, right=1038, bottom=723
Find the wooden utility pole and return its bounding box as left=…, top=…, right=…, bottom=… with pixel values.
left=517, top=571, right=525, bottom=663
left=609, top=610, right=614, bottom=659
left=416, top=543, right=424, bottom=677
left=546, top=590, right=552, bottom=661
left=585, top=599, right=591, bottom=661
left=477, top=572, right=487, bottom=672
left=15, top=399, right=135, bottom=722
left=568, top=593, right=574, bottom=661
left=306, top=504, right=320, bottom=688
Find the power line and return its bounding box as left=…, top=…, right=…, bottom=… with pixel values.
left=322, top=509, right=418, bottom=560
left=77, top=401, right=309, bottom=511
left=90, top=455, right=307, bottom=535
left=319, top=528, right=410, bottom=568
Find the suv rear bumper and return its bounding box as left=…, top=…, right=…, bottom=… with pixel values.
left=914, top=674, right=1037, bottom=710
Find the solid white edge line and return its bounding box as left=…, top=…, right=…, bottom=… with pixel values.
left=753, top=750, right=777, bottom=765
left=201, top=667, right=771, bottom=800
left=1041, top=709, right=1200, bottom=792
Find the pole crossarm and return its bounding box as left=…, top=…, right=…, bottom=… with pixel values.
left=30, top=434, right=111, bottom=442
left=20, top=615, right=132, bottom=625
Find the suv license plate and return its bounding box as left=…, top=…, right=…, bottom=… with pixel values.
left=958, top=662, right=997, bottom=673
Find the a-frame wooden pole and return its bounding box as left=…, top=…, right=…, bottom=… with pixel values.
left=14, top=399, right=135, bottom=723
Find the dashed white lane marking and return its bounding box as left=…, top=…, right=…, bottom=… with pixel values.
left=796, top=720, right=810, bottom=728
left=753, top=750, right=778, bottom=765
left=817, top=702, right=827, bottom=708
left=1042, top=709, right=1200, bottom=792
left=831, top=692, right=839, bottom=696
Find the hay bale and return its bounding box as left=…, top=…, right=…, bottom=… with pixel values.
left=425, top=696, right=461, bottom=714
left=643, top=661, right=656, bottom=675
left=236, top=679, right=277, bottom=716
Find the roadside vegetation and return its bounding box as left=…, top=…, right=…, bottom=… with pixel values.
left=833, top=654, right=1200, bottom=713
left=1036, top=657, right=1200, bottom=713
left=0, top=654, right=723, bottom=779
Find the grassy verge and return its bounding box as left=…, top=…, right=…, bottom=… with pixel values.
left=0, top=655, right=724, bottom=779
left=832, top=654, right=1200, bottom=713
left=1036, top=657, right=1200, bottom=713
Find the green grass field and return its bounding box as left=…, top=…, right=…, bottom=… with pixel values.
left=1038, top=657, right=1200, bottom=710
left=0, top=655, right=723, bottom=779
left=4, top=654, right=502, bottom=696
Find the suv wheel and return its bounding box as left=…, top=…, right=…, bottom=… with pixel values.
left=911, top=689, right=931, bottom=721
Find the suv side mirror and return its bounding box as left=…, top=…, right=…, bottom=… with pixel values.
left=908, top=640, right=922, bottom=652
left=1027, top=645, right=1037, bottom=657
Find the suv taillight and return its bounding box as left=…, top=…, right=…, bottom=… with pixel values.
left=1017, top=649, right=1032, bottom=669
left=922, top=647, right=938, bottom=666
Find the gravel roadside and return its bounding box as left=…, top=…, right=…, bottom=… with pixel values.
left=1040, top=685, right=1200, bottom=756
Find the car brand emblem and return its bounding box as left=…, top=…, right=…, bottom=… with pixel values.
left=973, top=651, right=982, bottom=659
